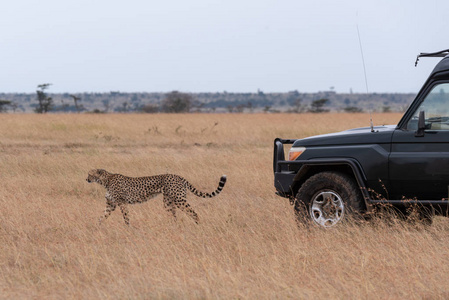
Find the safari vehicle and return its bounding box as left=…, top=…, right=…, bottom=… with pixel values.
left=273, top=49, right=449, bottom=227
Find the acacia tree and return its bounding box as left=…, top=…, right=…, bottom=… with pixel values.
left=70, top=94, right=83, bottom=113
left=0, top=100, right=11, bottom=113
left=309, top=98, right=329, bottom=113
left=35, top=83, right=53, bottom=113
left=161, top=91, right=192, bottom=113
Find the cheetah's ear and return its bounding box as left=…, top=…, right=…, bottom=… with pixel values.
left=97, top=169, right=107, bottom=175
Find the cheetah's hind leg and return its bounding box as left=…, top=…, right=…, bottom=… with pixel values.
left=176, top=201, right=199, bottom=224
left=119, top=204, right=130, bottom=225
left=163, top=195, right=177, bottom=220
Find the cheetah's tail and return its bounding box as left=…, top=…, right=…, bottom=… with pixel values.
left=189, top=175, right=227, bottom=198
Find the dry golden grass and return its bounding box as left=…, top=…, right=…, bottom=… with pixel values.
left=1, top=112, right=449, bottom=299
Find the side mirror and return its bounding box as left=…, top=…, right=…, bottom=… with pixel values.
left=415, top=110, right=425, bottom=137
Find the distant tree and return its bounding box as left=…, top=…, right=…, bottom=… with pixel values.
left=382, top=106, right=391, bottom=113
left=0, top=100, right=11, bottom=112
left=35, top=83, right=53, bottom=113
left=70, top=94, right=83, bottom=113
left=309, top=98, right=329, bottom=113
left=291, top=98, right=305, bottom=113
left=161, top=91, right=192, bottom=113
left=122, top=102, right=129, bottom=113
left=343, top=106, right=363, bottom=113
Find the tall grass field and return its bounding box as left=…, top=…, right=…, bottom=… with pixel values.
left=1, top=113, right=449, bottom=299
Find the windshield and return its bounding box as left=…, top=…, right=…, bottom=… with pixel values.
left=407, top=83, right=449, bottom=130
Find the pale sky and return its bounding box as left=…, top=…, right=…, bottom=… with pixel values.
left=1, top=0, right=448, bottom=94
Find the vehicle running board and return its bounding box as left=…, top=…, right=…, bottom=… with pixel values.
left=370, top=199, right=449, bottom=205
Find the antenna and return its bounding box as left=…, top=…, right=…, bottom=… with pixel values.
left=356, top=24, right=369, bottom=94
left=356, top=22, right=375, bottom=132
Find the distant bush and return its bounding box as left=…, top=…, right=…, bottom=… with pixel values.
left=141, top=104, right=160, bottom=113
left=344, top=106, right=363, bottom=113
left=161, top=91, right=192, bottom=113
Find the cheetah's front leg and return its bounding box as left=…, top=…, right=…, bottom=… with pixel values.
left=99, top=202, right=116, bottom=225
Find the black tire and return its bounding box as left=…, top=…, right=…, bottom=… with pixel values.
left=294, top=171, right=365, bottom=227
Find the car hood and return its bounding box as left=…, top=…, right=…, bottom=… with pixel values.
left=292, top=125, right=396, bottom=147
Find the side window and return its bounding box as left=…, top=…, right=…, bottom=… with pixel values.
left=407, top=83, right=449, bottom=130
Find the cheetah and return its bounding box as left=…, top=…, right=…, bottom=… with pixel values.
left=86, top=169, right=227, bottom=225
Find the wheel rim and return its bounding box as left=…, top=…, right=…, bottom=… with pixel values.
left=309, top=190, right=344, bottom=227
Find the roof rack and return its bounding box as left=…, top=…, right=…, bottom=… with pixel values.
left=415, top=49, right=449, bottom=67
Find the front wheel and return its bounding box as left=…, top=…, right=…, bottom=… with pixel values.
left=294, top=171, right=365, bottom=228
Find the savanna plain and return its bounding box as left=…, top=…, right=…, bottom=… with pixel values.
left=2, top=113, right=449, bottom=299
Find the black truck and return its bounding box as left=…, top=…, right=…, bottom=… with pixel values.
left=274, top=49, right=449, bottom=227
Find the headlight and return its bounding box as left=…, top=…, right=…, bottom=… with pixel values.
left=288, top=147, right=306, bottom=161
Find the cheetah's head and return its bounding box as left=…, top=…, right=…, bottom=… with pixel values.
left=86, top=169, right=109, bottom=185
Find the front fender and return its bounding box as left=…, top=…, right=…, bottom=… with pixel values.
left=276, top=158, right=372, bottom=209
